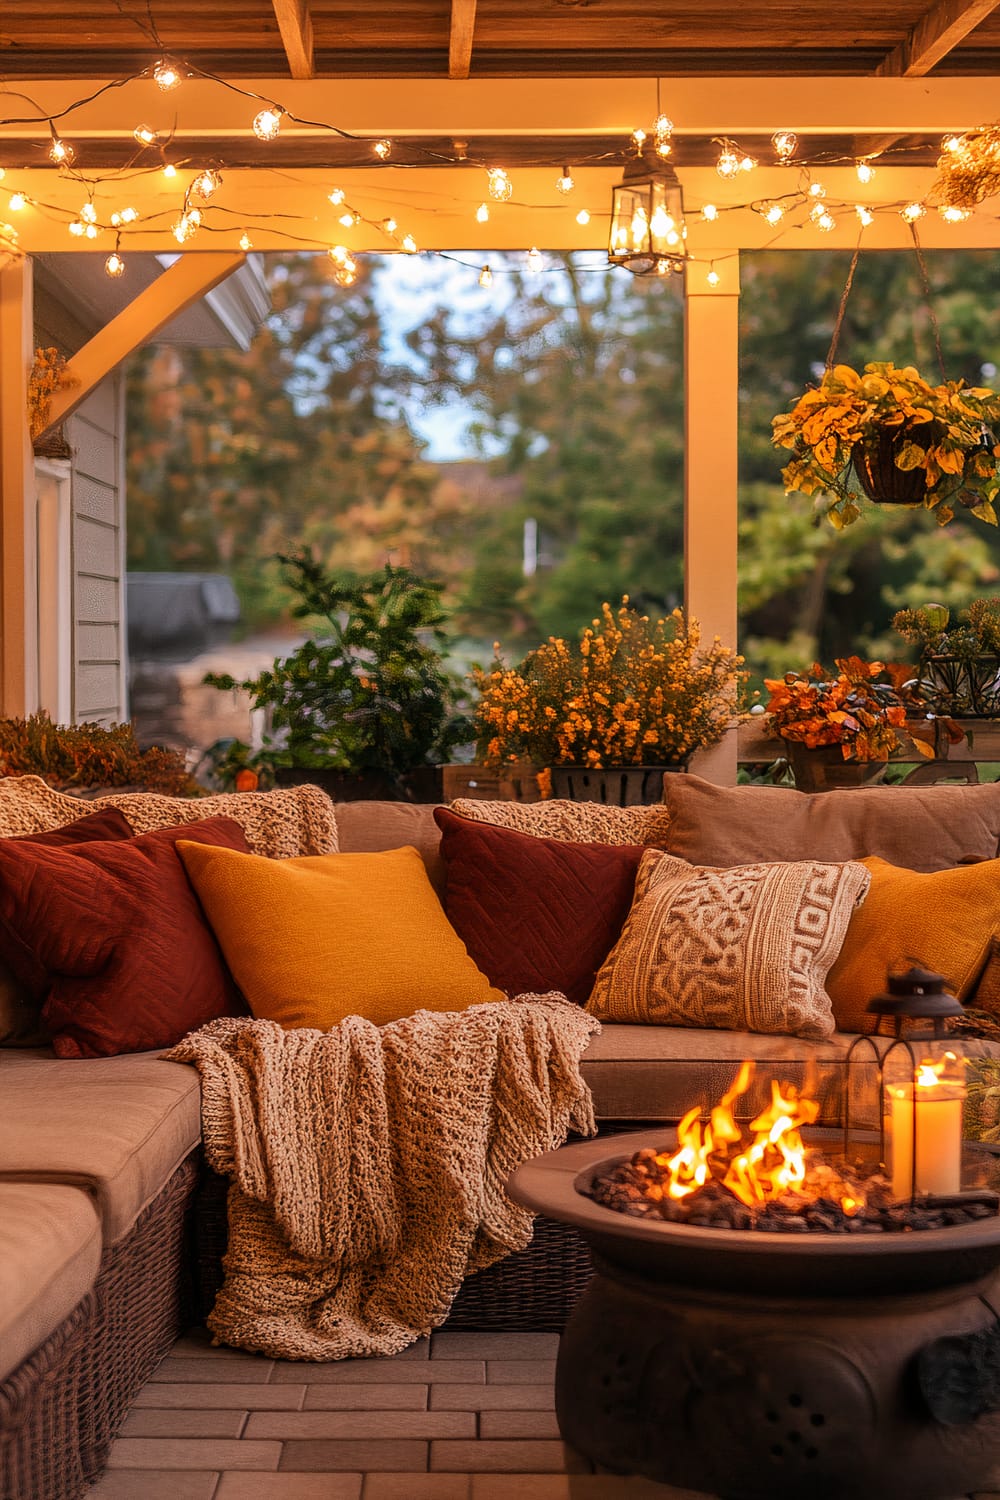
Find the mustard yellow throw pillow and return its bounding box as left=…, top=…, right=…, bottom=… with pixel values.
left=177, top=841, right=505, bottom=1029
left=826, top=855, right=1000, bottom=1033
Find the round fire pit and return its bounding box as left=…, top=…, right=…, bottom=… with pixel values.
left=509, top=1130, right=1000, bottom=1500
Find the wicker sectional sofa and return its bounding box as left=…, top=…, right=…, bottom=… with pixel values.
left=5, top=777, right=1000, bottom=1500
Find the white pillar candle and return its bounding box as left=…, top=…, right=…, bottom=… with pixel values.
left=889, top=1074, right=965, bottom=1200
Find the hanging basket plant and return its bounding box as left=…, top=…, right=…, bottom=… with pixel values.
left=771, top=361, right=1000, bottom=530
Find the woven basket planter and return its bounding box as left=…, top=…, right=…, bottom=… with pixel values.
left=852, top=425, right=942, bottom=506
left=549, top=765, right=684, bottom=806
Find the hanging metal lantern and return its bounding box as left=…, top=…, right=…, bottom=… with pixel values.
left=608, top=146, right=689, bottom=277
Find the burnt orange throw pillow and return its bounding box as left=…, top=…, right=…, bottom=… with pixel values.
left=826, top=855, right=1000, bottom=1033
left=0, top=816, right=250, bottom=1057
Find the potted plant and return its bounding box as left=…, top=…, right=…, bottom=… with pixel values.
left=0, top=712, right=202, bottom=795
left=892, top=597, right=1000, bottom=717
left=206, top=550, right=470, bottom=802
left=763, top=655, right=934, bottom=791
left=771, top=361, right=1000, bottom=530
left=472, top=600, right=746, bottom=805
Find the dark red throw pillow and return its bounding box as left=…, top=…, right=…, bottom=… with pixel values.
left=433, top=807, right=643, bottom=1006
left=19, top=805, right=135, bottom=848
left=0, top=815, right=250, bottom=1058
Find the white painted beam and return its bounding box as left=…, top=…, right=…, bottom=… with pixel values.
left=40, top=252, right=246, bottom=433
left=0, top=258, right=38, bottom=716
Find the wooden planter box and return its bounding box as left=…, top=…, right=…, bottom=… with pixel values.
left=441, top=762, right=543, bottom=803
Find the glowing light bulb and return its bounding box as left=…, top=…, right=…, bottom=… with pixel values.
left=576, top=208, right=590, bottom=225
left=80, top=202, right=97, bottom=223
left=771, top=129, right=798, bottom=161
left=402, top=233, right=417, bottom=253
left=333, top=254, right=357, bottom=287
left=707, top=268, right=721, bottom=286
left=68, top=220, right=85, bottom=237
left=701, top=203, right=718, bottom=221
left=153, top=58, right=181, bottom=90
left=817, top=210, right=836, bottom=232
left=653, top=113, right=673, bottom=158
left=84, top=223, right=99, bottom=239
left=809, top=182, right=826, bottom=199
left=526, top=246, right=543, bottom=274
left=105, top=251, right=125, bottom=278
left=328, top=188, right=346, bottom=206
left=901, top=202, right=926, bottom=222
left=856, top=160, right=876, bottom=184
left=120, top=206, right=138, bottom=223
left=133, top=124, right=158, bottom=146
left=631, top=128, right=647, bottom=149
left=192, top=169, right=221, bottom=200
left=172, top=215, right=194, bottom=243
left=739, top=155, right=756, bottom=173
left=940, top=204, right=971, bottom=222
left=476, top=202, right=490, bottom=224
left=488, top=168, right=513, bottom=202
left=338, top=211, right=355, bottom=228
left=942, top=134, right=963, bottom=154
left=479, top=264, right=493, bottom=288
left=239, top=231, right=253, bottom=250
left=856, top=205, right=874, bottom=226
left=8, top=194, right=26, bottom=212
left=373, top=139, right=392, bottom=160
left=329, top=245, right=349, bottom=264
left=48, top=137, right=74, bottom=166
left=383, top=217, right=397, bottom=234
left=187, top=207, right=202, bottom=227
left=252, top=107, right=282, bottom=142
left=163, top=163, right=177, bottom=179
left=716, top=146, right=740, bottom=179
left=556, top=165, right=575, bottom=194
left=763, top=203, right=785, bottom=225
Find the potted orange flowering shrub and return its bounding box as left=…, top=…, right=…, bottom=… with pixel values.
left=472, top=600, right=746, bottom=804
left=764, top=656, right=933, bottom=791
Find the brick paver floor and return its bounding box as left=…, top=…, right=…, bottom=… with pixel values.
left=83, top=1326, right=1000, bottom=1499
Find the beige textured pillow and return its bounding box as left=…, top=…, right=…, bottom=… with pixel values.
left=587, top=850, right=871, bottom=1039
left=661, top=772, right=1000, bottom=872
left=449, top=797, right=672, bottom=847
left=0, top=776, right=338, bottom=858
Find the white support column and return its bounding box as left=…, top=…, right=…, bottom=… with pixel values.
left=35, top=457, right=73, bottom=723
left=0, top=257, right=38, bottom=717
left=684, top=253, right=741, bottom=785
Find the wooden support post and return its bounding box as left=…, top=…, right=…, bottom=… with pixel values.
left=0, top=257, right=38, bottom=717
left=684, top=254, right=741, bottom=785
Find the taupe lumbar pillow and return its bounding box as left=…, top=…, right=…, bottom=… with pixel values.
left=587, top=850, right=871, bottom=1039
left=449, top=797, right=672, bottom=847
left=660, top=772, right=1000, bottom=873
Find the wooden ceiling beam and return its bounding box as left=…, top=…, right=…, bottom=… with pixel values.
left=270, top=0, right=315, bottom=79
left=448, top=0, right=478, bottom=80
left=876, top=0, right=1000, bottom=76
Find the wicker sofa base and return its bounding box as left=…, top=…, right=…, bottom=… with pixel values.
left=0, top=1153, right=200, bottom=1500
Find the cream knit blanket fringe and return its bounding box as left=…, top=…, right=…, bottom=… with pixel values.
left=165, top=996, right=599, bottom=1360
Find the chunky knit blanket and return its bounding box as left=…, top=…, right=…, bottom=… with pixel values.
left=165, top=998, right=599, bottom=1360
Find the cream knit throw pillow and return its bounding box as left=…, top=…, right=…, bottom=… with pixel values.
left=449, top=796, right=672, bottom=847
left=587, top=849, right=871, bottom=1039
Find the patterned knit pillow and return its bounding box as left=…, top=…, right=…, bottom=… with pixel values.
left=448, top=797, right=672, bottom=847
left=587, top=850, right=871, bottom=1039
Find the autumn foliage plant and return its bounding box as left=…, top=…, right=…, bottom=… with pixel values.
left=473, top=601, right=746, bottom=771
left=764, top=657, right=933, bottom=763
left=771, top=361, right=1000, bottom=530
left=0, top=712, right=201, bottom=795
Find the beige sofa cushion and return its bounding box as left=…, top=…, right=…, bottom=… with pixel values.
left=662, top=772, right=1000, bottom=872
left=334, top=800, right=446, bottom=896
left=0, top=1182, right=101, bottom=1382
left=0, top=1049, right=201, bottom=1242
left=449, top=797, right=673, bottom=847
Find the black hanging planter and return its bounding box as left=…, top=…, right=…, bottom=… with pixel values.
left=851, top=425, right=943, bottom=506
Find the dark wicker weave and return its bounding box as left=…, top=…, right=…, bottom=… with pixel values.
left=0, top=1294, right=93, bottom=1500
left=0, top=1153, right=200, bottom=1500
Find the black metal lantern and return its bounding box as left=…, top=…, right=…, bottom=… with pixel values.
left=608, top=145, right=689, bottom=277
left=845, top=966, right=968, bottom=1202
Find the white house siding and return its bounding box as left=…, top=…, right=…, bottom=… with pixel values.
left=66, top=377, right=127, bottom=724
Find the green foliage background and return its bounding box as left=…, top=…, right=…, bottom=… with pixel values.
left=126, top=247, right=1000, bottom=680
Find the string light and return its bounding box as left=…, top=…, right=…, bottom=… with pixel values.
left=383, top=217, right=397, bottom=234
left=105, top=248, right=125, bottom=278
left=172, top=214, right=196, bottom=243
left=479, top=264, right=493, bottom=288
left=715, top=140, right=740, bottom=179
left=476, top=202, right=490, bottom=223
left=84, top=223, right=99, bottom=239
left=527, top=246, right=543, bottom=274
left=653, top=114, right=673, bottom=157
left=701, top=203, right=718, bottom=221
left=152, top=58, right=182, bottom=91
left=856, top=205, right=875, bottom=226
left=761, top=202, right=785, bottom=225
left=252, top=107, right=283, bottom=142
left=329, top=244, right=351, bottom=264
left=575, top=208, right=590, bottom=225
left=373, top=139, right=392, bottom=160
left=487, top=168, right=513, bottom=202
left=707, top=266, right=721, bottom=286
left=163, top=163, right=177, bottom=179
left=8, top=194, right=26, bottom=212
left=48, top=134, right=74, bottom=166
left=856, top=160, right=876, bottom=184
left=402, top=233, right=417, bottom=253
left=771, top=129, right=798, bottom=161
left=328, top=188, right=346, bottom=206
left=192, top=169, right=222, bottom=200
left=901, top=201, right=927, bottom=222
left=556, top=165, right=575, bottom=194
left=331, top=250, right=357, bottom=286
left=120, top=206, right=138, bottom=223
left=80, top=202, right=97, bottom=224
left=816, top=210, right=836, bottom=232
left=941, top=135, right=963, bottom=154
left=739, top=154, right=757, bottom=173
left=808, top=182, right=826, bottom=199
left=631, top=129, right=647, bottom=149
left=68, top=220, right=84, bottom=236
left=238, top=230, right=253, bottom=250
left=132, top=125, right=158, bottom=146
left=940, top=204, right=972, bottom=222
left=338, top=211, right=357, bottom=228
